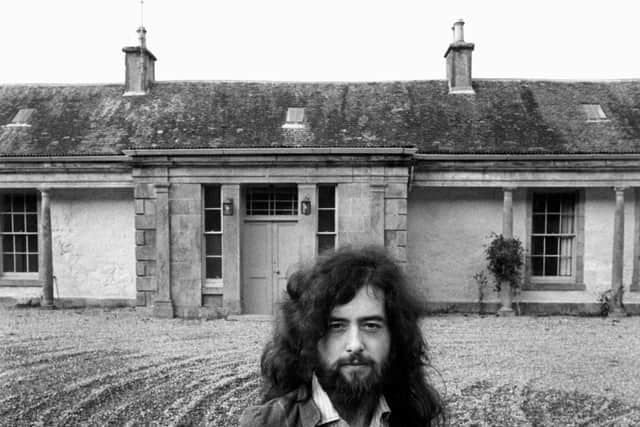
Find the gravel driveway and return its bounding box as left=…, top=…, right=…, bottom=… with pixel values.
left=1, top=307, right=639, bottom=426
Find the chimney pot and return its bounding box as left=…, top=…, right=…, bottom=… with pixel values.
left=137, top=26, right=147, bottom=49
left=452, top=19, right=465, bottom=42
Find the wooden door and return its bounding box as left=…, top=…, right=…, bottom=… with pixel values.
left=242, top=221, right=299, bottom=314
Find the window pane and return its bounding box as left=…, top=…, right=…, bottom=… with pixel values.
left=531, top=256, right=543, bottom=276
left=26, top=195, right=37, bottom=212
left=26, top=214, right=38, bottom=233
left=532, top=215, right=545, bottom=234
left=559, top=257, right=571, bottom=276
left=204, top=210, right=221, bottom=232
left=15, top=254, right=26, bottom=272
left=15, top=235, right=26, bottom=252
left=1, top=214, right=11, bottom=232
left=547, top=195, right=561, bottom=212
left=318, top=235, right=335, bottom=254
left=206, top=234, right=222, bottom=256
left=545, top=257, right=558, bottom=276
left=318, top=186, right=335, bottom=208
left=28, top=235, right=38, bottom=252
left=531, top=236, right=544, bottom=255
left=13, top=215, right=25, bottom=233
left=532, top=195, right=545, bottom=213
left=560, top=215, right=574, bottom=234
left=559, top=237, right=572, bottom=257
left=206, top=257, right=222, bottom=279
left=3, top=236, right=14, bottom=252
left=545, top=237, right=558, bottom=255
left=1, top=195, right=10, bottom=211
left=546, top=215, right=559, bottom=233
left=13, top=194, right=25, bottom=212
left=318, top=210, right=335, bottom=233
left=204, top=187, right=221, bottom=208
left=28, top=255, right=38, bottom=272
left=561, top=199, right=574, bottom=216
left=3, top=254, right=13, bottom=272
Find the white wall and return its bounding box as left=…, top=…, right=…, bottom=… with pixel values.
left=51, top=188, right=135, bottom=300
left=408, top=186, right=640, bottom=305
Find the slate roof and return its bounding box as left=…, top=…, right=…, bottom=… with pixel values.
left=2, top=79, right=640, bottom=156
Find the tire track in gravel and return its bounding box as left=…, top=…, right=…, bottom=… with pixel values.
left=37, top=355, right=220, bottom=425
left=0, top=350, right=135, bottom=420
left=204, top=374, right=261, bottom=426
left=167, top=370, right=257, bottom=427
left=94, top=356, right=256, bottom=425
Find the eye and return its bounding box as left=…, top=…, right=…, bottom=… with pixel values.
left=328, top=321, right=346, bottom=332
left=362, top=322, right=383, bottom=331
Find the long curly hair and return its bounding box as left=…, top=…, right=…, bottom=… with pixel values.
left=259, top=245, right=445, bottom=426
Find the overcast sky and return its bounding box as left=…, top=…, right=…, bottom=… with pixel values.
left=1, top=0, right=639, bottom=84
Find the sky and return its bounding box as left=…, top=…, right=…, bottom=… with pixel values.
left=1, top=0, right=639, bottom=84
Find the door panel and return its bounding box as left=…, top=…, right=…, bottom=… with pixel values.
left=242, top=221, right=299, bottom=314
left=274, top=222, right=299, bottom=306
left=242, top=222, right=272, bottom=314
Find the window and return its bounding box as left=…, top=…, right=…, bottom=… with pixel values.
left=1, top=193, right=38, bottom=273
left=581, top=104, right=607, bottom=121
left=6, top=108, right=35, bottom=128
left=531, top=193, right=576, bottom=276
left=204, top=186, right=222, bottom=281
left=246, top=185, right=298, bottom=216
left=282, top=107, right=306, bottom=129
left=317, top=185, right=336, bottom=254
left=526, top=190, right=584, bottom=290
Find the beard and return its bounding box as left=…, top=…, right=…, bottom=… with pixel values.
left=315, top=354, right=387, bottom=408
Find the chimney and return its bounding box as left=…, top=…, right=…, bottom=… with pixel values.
left=122, top=26, right=156, bottom=96
left=444, top=19, right=475, bottom=94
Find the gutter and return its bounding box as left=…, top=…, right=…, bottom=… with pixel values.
left=416, top=153, right=640, bottom=161
left=122, top=147, right=418, bottom=156
left=0, top=155, right=128, bottom=163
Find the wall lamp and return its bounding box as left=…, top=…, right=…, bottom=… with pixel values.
left=301, top=196, right=311, bottom=215
left=223, top=198, right=234, bottom=216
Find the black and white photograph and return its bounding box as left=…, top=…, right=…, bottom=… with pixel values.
left=1, top=0, right=640, bottom=425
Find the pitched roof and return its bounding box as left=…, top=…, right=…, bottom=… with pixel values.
left=2, top=79, right=640, bottom=156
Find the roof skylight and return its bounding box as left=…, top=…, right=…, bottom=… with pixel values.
left=581, top=104, right=608, bottom=122
left=6, top=108, right=35, bottom=127
left=282, top=107, right=306, bottom=129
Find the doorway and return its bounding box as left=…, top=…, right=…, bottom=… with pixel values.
left=242, top=220, right=299, bottom=314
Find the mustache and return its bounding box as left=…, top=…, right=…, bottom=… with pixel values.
left=335, top=354, right=374, bottom=367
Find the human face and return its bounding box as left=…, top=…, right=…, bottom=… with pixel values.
left=316, top=285, right=391, bottom=390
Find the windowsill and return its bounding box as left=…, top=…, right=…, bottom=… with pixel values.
left=523, top=279, right=585, bottom=291
left=0, top=278, right=42, bottom=288
left=244, top=215, right=299, bottom=222
left=203, top=278, right=223, bottom=295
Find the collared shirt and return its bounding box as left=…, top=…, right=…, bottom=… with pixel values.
left=311, top=374, right=390, bottom=427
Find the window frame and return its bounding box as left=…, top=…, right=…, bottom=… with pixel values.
left=523, top=189, right=585, bottom=291
left=0, top=191, right=41, bottom=287
left=203, top=186, right=223, bottom=288
left=245, top=184, right=299, bottom=217
left=317, top=184, right=337, bottom=254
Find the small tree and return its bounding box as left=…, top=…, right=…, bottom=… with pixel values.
left=485, top=233, right=524, bottom=292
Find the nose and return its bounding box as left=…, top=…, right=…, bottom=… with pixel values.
left=345, top=326, right=364, bottom=354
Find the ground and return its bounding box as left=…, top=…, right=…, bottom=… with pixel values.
left=1, top=307, right=640, bottom=426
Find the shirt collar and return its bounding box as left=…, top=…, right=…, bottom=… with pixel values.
left=311, top=373, right=390, bottom=427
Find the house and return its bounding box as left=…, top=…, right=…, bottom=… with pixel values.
left=1, top=21, right=639, bottom=317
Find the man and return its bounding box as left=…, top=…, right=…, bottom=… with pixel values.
left=240, top=246, right=444, bottom=427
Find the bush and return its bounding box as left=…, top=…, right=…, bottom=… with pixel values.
left=485, top=233, right=524, bottom=292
